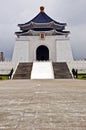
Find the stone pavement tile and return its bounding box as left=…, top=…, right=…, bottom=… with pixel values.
left=0, top=79, right=86, bottom=130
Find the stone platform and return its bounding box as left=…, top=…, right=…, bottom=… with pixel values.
left=0, top=79, right=86, bottom=130
left=13, top=62, right=72, bottom=79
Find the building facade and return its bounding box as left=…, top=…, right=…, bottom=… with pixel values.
left=12, top=6, right=73, bottom=62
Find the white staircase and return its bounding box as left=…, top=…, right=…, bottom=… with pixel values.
left=31, top=61, right=54, bottom=79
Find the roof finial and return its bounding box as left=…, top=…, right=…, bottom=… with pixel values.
left=40, top=6, right=44, bottom=12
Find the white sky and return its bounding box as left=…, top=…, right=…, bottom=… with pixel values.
left=0, top=0, right=86, bottom=60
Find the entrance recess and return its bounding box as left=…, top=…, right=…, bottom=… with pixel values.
left=36, top=45, right=49, bottom=61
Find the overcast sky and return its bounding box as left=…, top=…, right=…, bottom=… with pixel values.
left=0, top=0, right=86, bottom=60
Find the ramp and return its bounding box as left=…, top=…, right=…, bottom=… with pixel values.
left=31, top=61, right=54, bottom=79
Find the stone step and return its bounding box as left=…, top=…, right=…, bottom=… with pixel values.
left=53, top=62, right=72, bottom=79
left=13, top=62, right=33, bottom=79
left=13, top=62, right=72, bottom=79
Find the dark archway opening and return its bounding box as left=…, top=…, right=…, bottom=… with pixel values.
left=36, top=45, right=49, bottom=61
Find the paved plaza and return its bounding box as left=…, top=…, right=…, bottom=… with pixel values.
left=0, top=79, right=86, bottom=130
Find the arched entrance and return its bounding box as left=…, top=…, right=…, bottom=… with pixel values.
left=36, top=45, right=49, bottom=61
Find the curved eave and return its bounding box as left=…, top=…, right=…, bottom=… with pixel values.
left=18, top=21, right=66, bottom=29
left=56, top=30, right=70, bottom=35
left=15, top=29, right=69, bottom=36
left=18, top=21, right=66, bottom=31
left=18, top=21, right=66, bottom=27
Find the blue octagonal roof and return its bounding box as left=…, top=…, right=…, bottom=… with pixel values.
left=18, top=7, right=66, bottom=27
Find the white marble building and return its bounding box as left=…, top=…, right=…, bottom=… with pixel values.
left=12, top=6, right=73, bottom=63
left=0, top=7, right=86, bottom=79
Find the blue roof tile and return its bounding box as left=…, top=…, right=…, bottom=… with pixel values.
left=18, top=12, right=66, bottom=26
